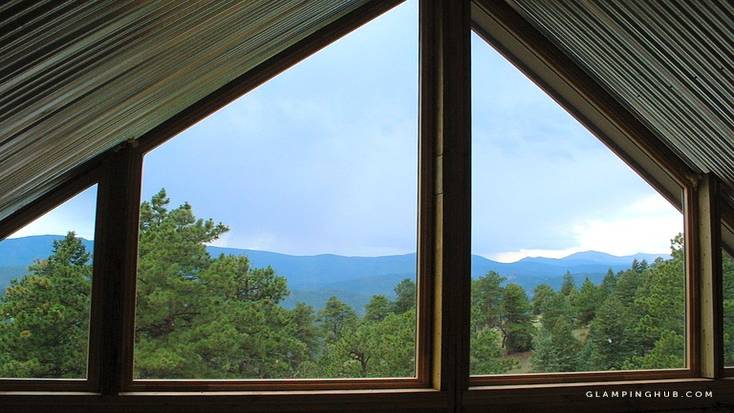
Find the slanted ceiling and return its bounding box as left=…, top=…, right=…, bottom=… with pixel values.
left=0, top=0, right=369, bottom=222
left=506, top=0, right=734, bottom=205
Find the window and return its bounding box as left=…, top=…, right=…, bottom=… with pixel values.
left=130, top=0, right=420, bottom=382
left=0, top=185, right=98, bottom=379
left=724, top=244, right=734, bottom=367
left=3, top=1, right=733, bottom=411
left=469, top=32, right=686, bottom=377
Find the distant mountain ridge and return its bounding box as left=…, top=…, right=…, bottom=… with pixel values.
left=0, top=235, right=670, bottom=311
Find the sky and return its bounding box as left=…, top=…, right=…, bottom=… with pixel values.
left=5, top=0, right=682, bottom=262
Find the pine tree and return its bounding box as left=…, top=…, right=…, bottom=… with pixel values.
left=392, top=278, right=416, bottom=314
left=470, top=329, right=517, bottom=374
left=471, top=271, right=505, bottom=332
left=0, top=233, right=92, bottom=378
left=531, top=284, right=554, bottom=316
left=560, top=271, right=575, bottom=296
left=500, top=284, right=534, bottom=353
left=572, top=277, right=600, bottom=326
left=318, top=296, right=358, bottom=344
left=531, top=317, right=579, bottom=372
left=365, top=295, right=392, bottom=322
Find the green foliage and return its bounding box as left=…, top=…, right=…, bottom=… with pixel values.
left=722, top=249, right=734, bottom=365
left=365, top=295, right=392, bottom=322
left=560, top=272, right=575, bottom=296
left=319, top=311, right=415, bottom=377
left=0, top=233, right=92, bottom=378
left=531, top=317, right=579, bottom=372
left=571, top=277, right=599, bottom=326
left=0, top=189, right=691, bottom=379
left=472, top=271, right=505, bottom=332
left=531, top=284, right=554, bottom=316
left=392, top=278, right=416, bottom=314
left=539, top=292, right=572, bottom=330
left=0, top=189, right=422, bottom=380
left=500, top=284, right=533, bottom=353
left=318, top=296, right=358, bottom=344
left=599, top=268, right=617, bottom=301
left=470, top=329, right=517, bottom=374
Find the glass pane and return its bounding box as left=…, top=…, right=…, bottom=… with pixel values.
left=0, top=185, right=98, bottom=378
left=133, top=1, right=418, bottom=380
left=723, top=245, right=734, bottom=366
left=470, top=32, right=686, bottom=375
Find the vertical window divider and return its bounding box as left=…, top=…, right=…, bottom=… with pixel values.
left=94, top=143, right=144, bottom=395
left=420, top=0, right=472, bottom=407
left=693, top=173, right=724, bottom=378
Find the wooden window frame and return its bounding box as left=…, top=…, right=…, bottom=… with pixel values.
left=2, top=0, right=734, bottom=411
left=0, top=165, right=103, bottom=392
left=115, top=0, right=431, bottom=393
left=469, top=1, right=696, bottom=385
left=720, top=199, right=734, bottom=376
left=467, top=0, right=727, bottom=391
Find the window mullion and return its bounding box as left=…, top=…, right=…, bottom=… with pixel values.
left=693, top=173, right=724, bottom=378
left=94, top=144, right=144, bottom=394
left=420, top=0, right=472, bottom=402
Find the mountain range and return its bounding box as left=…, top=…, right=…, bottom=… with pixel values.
left=0, top=235, right=669, bottom=312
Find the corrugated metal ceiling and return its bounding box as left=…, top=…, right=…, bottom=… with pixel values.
left=506, top=0, right=734, bottom=203
left=2, top=0, right=733, bottom=222
left=0, top=0, right=368, bottom=221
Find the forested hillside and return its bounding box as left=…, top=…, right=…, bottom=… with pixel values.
left=1, top=189, right=731, bottom=379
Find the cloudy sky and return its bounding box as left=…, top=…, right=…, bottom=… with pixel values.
left=7, top=0, right=682, bottom=262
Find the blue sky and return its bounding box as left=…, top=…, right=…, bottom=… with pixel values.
left=7, top=0, right=682, bottom=262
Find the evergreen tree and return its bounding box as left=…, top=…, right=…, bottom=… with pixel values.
left=531, top=284, right=554, bottom=316
left=318, top=296, right=358, bottom=344
left=560, top=272, right=575, bottom=296
left=723, top=249, right=734, bottom=365
left=531, top=317, right=579, bottom=372
left=392, top=278, right=416, bottom=314
left=320, top=311, right=415, bottom=377
left=599, top=268, right=617, bottom=301
left=587, top=295, right=636, bottom=370
left=0, top=233, right=92, bottom=378
left=572, top=277, right=599, bottom=326
left=471, top=271, right=505, bottom=332
left=365, top=295, right=392, bottom=322
left=470, top=329, right=517, bottom=374
left=500, top=284, right=533, bottom=353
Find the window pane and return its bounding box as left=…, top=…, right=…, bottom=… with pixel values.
left=470, top=32, right=686, bottom=375
left=133, top=1, right=418, bottom=380
left=0, top=185, right=97, bottom=378
left=723, top=246, right=734, bottom=366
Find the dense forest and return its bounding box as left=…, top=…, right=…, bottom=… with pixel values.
left=1, top=189, right=733, bottom=378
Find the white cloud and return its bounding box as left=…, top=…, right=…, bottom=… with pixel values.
left=487, top=194, right=682, bottom=263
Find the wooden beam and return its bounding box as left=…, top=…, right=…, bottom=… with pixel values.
left=695, top=174, right=724, bottom=378
left=92, top=144, right=144, bottom=395
left=420, top=0, right=471, bottom=409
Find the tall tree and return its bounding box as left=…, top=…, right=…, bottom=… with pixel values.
left=0, top=233, right=92, bottom=378
left=392, top=278, right=416, bottom=314
left=531, top=284, right=554, bottom=316
left=500, top=284, right=534, bottom=353
left=365, top=295, right=392, bottom=322
left=471, top=271, right=505, bottom=332
left=320, top=311, right=415, bottom=377
left=470, top=329, right=517, bottom=374
left=560, top=272, right=575, bottom=296
left=572, top=277, right=600, bottom=326
left=531, top=317, right=579, bottom=372
left=318, top=296, right=358, bottom=344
